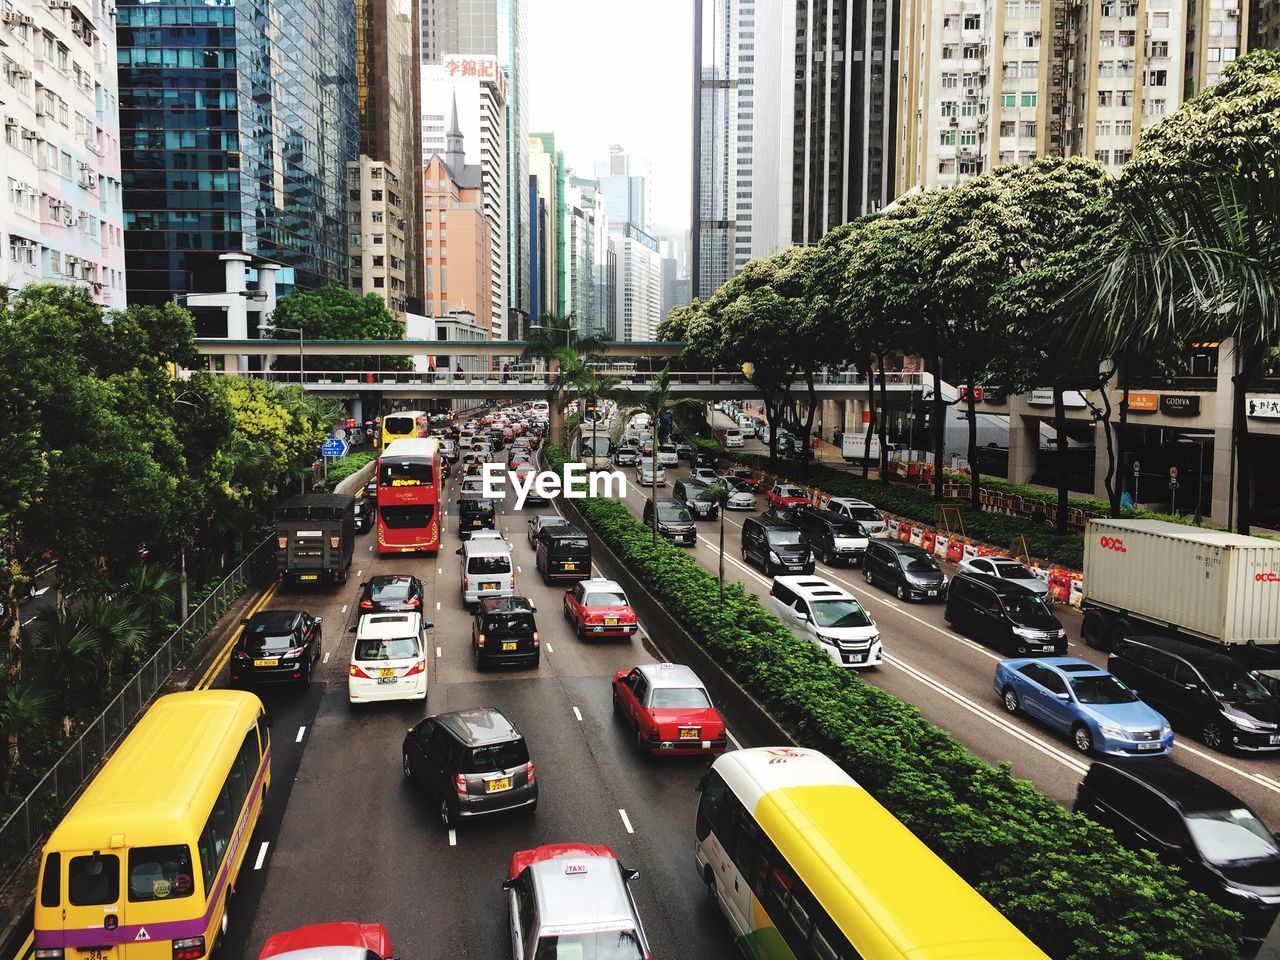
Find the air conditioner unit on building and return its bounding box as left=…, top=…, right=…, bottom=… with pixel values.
left=4, top=115, right=17, bottom=126
left=949, top=116, right=959, bottom=126
left=1226, top=7, right=1238, bottom=15
left=21, top=128, right=39, bottom=139
left=63, top=214, right=75, bottom=226
left=2, top=9, right=21, bottom=22
left=48, top=1, right=73, bottom=9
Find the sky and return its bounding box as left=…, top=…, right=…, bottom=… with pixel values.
left=526, top=0, right=693, bottom=240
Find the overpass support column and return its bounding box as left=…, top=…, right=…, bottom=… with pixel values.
left=1209, top=336, right=1236, bottom=526
left=1007, top=414, right=1039, bottom=485
left=822, top=399, right=838, bottom=440
left=349, top=397, right=363, bottom=426
left=846, top=399, right=860, bottom=437
left=549, top=401, right=565, bottom=450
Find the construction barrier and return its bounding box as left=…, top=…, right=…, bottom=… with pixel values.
left=962, top=542, right=981, bottom=561
left=947, top=538, right=965, bottom=563
left=1069, top=579, right=1085, bottom=608
left=899, top=523, right=913, bottom=543
left=934, top=534, right=950, bottom=559
left=921, top=530, right=936, bottom=554
left=909, top=526, right=923, bottom=546
left=1049, top=568, right=1074, bottom=603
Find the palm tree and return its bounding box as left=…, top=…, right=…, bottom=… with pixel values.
left=620, top=367, right=704, bottom=549
left=522, top=315, right=609, bottom=449
left=75, top=599, right=148, bottom=692
left=702, top=481, right=732, bottom=600
left=119, top=564, right=179, bottom=640
left=0, top=678, right=52, bottom=793
left=31, top=612, right=98, bottom=736
left=572, top=366, right=625, bottom=469
left=1080, top=160, right=1279, bottom=532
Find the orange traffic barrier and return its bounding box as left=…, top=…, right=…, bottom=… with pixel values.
left=946, top=539, right=965, bottom=563
left=898, top=523, right=912, bottom=543
left=921, top=530, right=936, bottom=553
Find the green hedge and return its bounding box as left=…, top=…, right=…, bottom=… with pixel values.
left=735, top=454, right=1086, bottom=568
left=545, top=443, right=1240, bottom=960
left=694, top=437, right=725, bottom=457
left=326, top=450, right=377, bottom=486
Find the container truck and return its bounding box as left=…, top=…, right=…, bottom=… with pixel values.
left=1079, top=518, right=1280, bottom=651
left=275, top=493, right=356, bottom=585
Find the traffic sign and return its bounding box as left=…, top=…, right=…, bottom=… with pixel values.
left=1132, top=460, right=1141, bottom=474
left=321, top=438, right=348, bottom=458
left=1169, top=466, right=1178, bottom=479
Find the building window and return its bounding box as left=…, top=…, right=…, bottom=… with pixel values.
left=1114, top=149, right=1132, bottom=164
left=1020, top=92, right=1037, bottom=107
left=961, top=101, right=980, bottom=117
left=1099, top=61, right=1115, bottom=78
left=373, top=234, right=384, bottom=245
left=940, top=101, right=958, bottom=117
left=1022, top=60, right=1039, bottom=79
left=1024, top=31, right=1039, bottom=47
left=963, top=44, right=981, bottom=59
left=959, top=130, right=978, bottom=146
left=371, top=190, right=383, bottom=201
left=1146, top=69, right=1167, bottom=86
left=1119, top=30, right=1136, bottom=47
left=963, top=13, right=981, bottom=28
left=1115, top=119, right=1132, bottom=136
left=1021, top=121, right=1037, bottom=138
left=1098, top=90, right=1113, bottom=106
left=372, top=212, right=384, bottom=223
left=1001, top=92, right=1017, bottom=108
left=373, top=276, right=384, bottom=288
left=941, top=73, right=959, bottom=88
left=1000, top=120, right=1016, bottom=136
left=939, top=130, right=957, bottom=146
left=1150, top=40, right=1169, bottom=57
left=1150, top=12, right=1168, bottom=28
left=942, top=45, right=958, bottom=59
left=1096, top=120, right=1112, bottom=137
left=1099, top=30, right=1116, bottom=46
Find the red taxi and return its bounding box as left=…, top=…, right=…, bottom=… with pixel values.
left=765, top=483, right=812, bottom=508
left=258, top=922, right=396, bottom=960
left=563, top=578, right=638, bottom=640
left=612, top=663, right=728, bottom=755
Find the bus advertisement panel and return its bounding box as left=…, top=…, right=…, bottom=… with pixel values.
left=376, top=437, right=441, bottom=555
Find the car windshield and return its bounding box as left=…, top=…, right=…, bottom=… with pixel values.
left=767, top=529, right=803, bottom=545
left=993, top=562, right=1037, bottom=580
left=831, top=522, right=865, bottom=539
left=468, top=556, right=512, bottom=575
left=355, top=637, right=419, bottom=661
left=585, top=591, right=628, bottom=607
left=1199, top=666, right=1274, bottom=703
left=658, top=506, right=693, bottom=523
left=723, top=478, right=751, bottom=492
left=650, top=686, right=712, bottom=709
left=535, top=930, right=645, bottom=959
left=380, top=458, right=434, bottom=487
left=810, top=599, right=873, bottom=629
left=1186, top=808, right=1280, bottom=866
left=1001, top=594, right=1052, bottom=618
left=371, top=580, right=414, bottom=601
left=901, top=555, right=940, bottom=573
left=582, top=436, right=611, bottom=456
left=778, top=486, right=804, bottom=497
left=1069, top=674, right=1138, bottom=705
left=462, top=739, right=529, bottom=773
left=846, top=506, right=880, bottom=523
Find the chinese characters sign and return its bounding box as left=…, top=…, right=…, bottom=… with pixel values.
left=442, top=55, right=508, bottom=99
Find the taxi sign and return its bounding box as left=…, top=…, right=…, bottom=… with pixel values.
left=564, top=863, right=589, bottom=875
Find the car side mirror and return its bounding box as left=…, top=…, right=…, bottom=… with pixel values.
left=794, top=613, right=809, bottom=623
left=623, top=867, right=640, bottom=883
left=1056, top=691, right=1071, bottom=701
left=455, top=548, right=463, bottom=555
left=1184, top=682, right=1200, bottom=692
left=501, top=877, right=517, bottom=891
left=348, top=625, right=357, bottom=634
left=529, top=604, right=537, bottom=613
left=423, top=621, right=434, bottom=630
left=240, top=618, right=251, bottom=626
left=314, top=616, right=323, bottom=625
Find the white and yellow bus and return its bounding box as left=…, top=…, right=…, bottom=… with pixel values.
left=695, top=747, right=1049, bottom=960
left=34, top=690, right=271, bottom=960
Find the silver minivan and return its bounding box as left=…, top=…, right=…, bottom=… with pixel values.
left=458, top=538, right=516, bottom=606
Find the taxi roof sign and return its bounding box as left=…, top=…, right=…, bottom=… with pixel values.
left=564, top=863, right=589, bottom=875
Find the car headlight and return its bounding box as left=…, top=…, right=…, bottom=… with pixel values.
left=815, top=632, right=836, bottom=646
left=1097, top=723, right=1128, bottom=740
left=769, top=550, right=781, bottom=563
left=1230, top=713, right=1268, bottom=731
left=1012, top=627, right=1037, bottom=639
left=1160, top=724, right=1172, bottom=738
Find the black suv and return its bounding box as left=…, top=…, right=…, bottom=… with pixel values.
left=472, top=596, right=540, bottom=669
left=231, top=609, right=322, bottom=687
left=358, top=574, right=425, bottom=613
left=741, top=515, right=815, bottom=577
left=458, top=497, right=497, bottom=540
left=643, top=498, right=697, bottom=546
left=1074, top=758, right=1280, bottom=943
left=796, top=508, right=868, bottom=566
left=534, top=526, right=592, bottom=582
left=1108, top=635, right=1280, bottom=753
left=945, top=573, right=1066, bottom=655
left=672, top=479, right=720, bottom=520
left=353, top=496, right=373, bottom=533
left=401, top=707, right=538, bottom=828
left=863, top=539, right=947, bottom=601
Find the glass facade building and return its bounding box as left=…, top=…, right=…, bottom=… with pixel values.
left=117, top=0, right=359, bottom=307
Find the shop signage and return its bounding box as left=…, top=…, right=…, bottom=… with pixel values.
left=1160, top=394, right=1201, bottom=417
left=1027, top=389, right=1086, bottom=408
left=1126, top=392, right=1158, bottom=413
left=982, top=387, right=1007, bottom=404
left=1248, top=396, right=1280, bottom=420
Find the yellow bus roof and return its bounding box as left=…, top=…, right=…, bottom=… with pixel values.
left=720, top=749, right=1048, bottom=960
left=46, top=690, right=263, bottom=853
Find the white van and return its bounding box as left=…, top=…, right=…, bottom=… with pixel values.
left=348, top=611, right=430, bottom=703
left=458, top=537, right=516, bottom=605
left=766, top=576, right=881, bottom=669
left=724, top=429, right=744, bottom=448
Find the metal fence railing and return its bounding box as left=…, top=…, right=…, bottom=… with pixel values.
left=0, top=535, right=275, bottom=888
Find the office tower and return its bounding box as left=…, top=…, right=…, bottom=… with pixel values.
left=350, top=0, right=423, bottom=323
left=115, top=0, right=359, bottom=311
left=421, top=0, right=529, bottom=337
left=422, top=58, right=507, bottom=336
left=2, top=0, right=126, bottom=305
left=596, top=145, right=661, bottom=342
left=528, top=132, right=564, bottom=316
left=1254, top=0, right=1280, bottom=49
left=564, top=174, right=606, bottom=333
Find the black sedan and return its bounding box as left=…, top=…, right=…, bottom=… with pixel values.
left=231, top=610, right=322, bottom=686
left=358, top=574, right=426, bottom=613
left=353, top=496, right=373, bottom=532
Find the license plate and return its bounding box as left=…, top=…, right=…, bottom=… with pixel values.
left=472, top=519, right=482, bottom=526
left=377, top=676, right=398, bottom=684
left=604, top=617, right=619, bottom=626
left=486, top=777, right=511, bottom=793
left=299, top=574, right=319, bottom=582
left=564, top=562, right=576, bottom=571
left=1038, top=646, right=1055, bottom=653
left=1137, top=742, right=1161, bottom=751
left=845, top=653, right=866, bottom=664
left=253, top=659, right=278, bottom=668
left=482, top=582, right=497, bottom=590
left=1271, top=735, right=1280, bottom=746
left=378, top=668, right=398, bottom=678
left=82, top=952, right=108, bottom=960
left=927, top=589, right=938, bottom=596
left=679, top=728, right=700, bottom=740
left=502, top=641, right=518, bottom=651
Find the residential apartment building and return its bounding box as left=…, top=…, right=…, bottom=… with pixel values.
left=1255, top=0, right=1280, bottom=49
left=422, top=57, right=506, bottom=336
left=897, top=0, right=1251, bottom=194
left=423, top=106, right=493, bottom=335
left=2, top=0, right=125, bottom=305
left=350, top=0, right=423, bottom=323
left=421, top=0, right=529, bottom=336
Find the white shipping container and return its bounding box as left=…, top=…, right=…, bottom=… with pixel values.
left=1082, top=519, right=1280, bottom=645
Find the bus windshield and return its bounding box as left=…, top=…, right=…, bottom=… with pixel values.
left=381, top=459, right=435, bottom=487
left=581, top=435, right=611, bottom=457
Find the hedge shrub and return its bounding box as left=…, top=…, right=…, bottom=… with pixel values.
left=326, top=450, right=377, bottom=486
left=545, top=444, right=1241, bottom=960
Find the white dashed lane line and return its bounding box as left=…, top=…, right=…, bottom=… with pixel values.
left=618, top=809, right=635, bottom=834
left=254, top=842, right=270, bottom=870
left=573, top=706, right=583, bottom=722
left=295, top=726, right=306, bottom=743
left=448, top=829, right=457, bottom=847
left=341, top=604, right=348, bottom=614
left=323, top=651, right=331, bottom=664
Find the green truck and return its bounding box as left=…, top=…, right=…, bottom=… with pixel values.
left=275, top=493, right=356, bottom=585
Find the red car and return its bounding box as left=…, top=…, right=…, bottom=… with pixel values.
left=258, top=922, right=396, bottom=960
left=613, top=663, right=727, bottom=755
left=564, top=578, right=638, bottom=639
left=726, top=468, right=760, bottom=489
left=765, top=483, right=811, bottom=508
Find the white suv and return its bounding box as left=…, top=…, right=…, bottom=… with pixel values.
left=348, top=611, right=430, bottom=702
left=767, top=576, right=882, bottom=669
left=724, top=429, right=744, bottom=448
left=825, top=497, right=888, bottom=538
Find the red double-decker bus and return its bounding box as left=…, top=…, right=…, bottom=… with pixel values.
left=376, top=437, right=441, bottom=555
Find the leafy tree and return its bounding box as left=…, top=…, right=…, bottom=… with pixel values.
left=702, top=480, right=731, bottom=600
left=0, top=680, right=52, bottom=793
left=570, top=365, right=625, bottom=470
left=268, top=284, right=408, bottom=371
left=521, top=315, right=608, bottom=448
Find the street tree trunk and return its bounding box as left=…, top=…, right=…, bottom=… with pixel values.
left=927, top=353, right=945, bottom=501
left=1053, top=380, right=1070, bottom=535
left=651, top=443, right=659, bottom=550
left=1112, top=357, right=1129, bottom=518
left=1233, top=341, right=1264, bottom=534
left=861, top=352, right=875, bottom=480
left=966, top=385, right=980, bottom=511
left=876, top=350, right=890, bottom=483
left=718, top=508, right=725, bottom=602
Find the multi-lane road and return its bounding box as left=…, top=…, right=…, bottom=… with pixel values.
left=214, top=460, right=741, bottom=958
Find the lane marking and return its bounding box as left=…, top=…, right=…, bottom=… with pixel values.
left=448, top=829, right=457, bottom=847
left=573, top=706, right=583, bottom=722
left=1177, top=741, right=1280, bottom=797
left=253, top=842, right=270, bottom=870
left=438, top=567, right=443, bottom=575
left=545, top=642, right=554, bottom=654
left=341, top=604, right=348, bottom=614
left=368, top=545, right=373, bottom=551
left=517, top=565, right=522, bottom=573
left=436, top=646, right=442, bottom=658
left=436, top=601, right=442, bottom=611
left=618, top=809, right=635, bottom=834
left=726, top=729, right=743, bottom=751
left=296, top=726, right=306, bottom=743
left=356, top=569, right=362, bottom=578
left=323, top=651, right=331, bottom=664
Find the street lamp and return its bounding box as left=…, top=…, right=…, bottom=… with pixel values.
left=259, top=322, right=304, bottom=381
left=1178, top=435, right=1213, bottom=526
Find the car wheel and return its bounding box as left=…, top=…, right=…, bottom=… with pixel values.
left=896, top=584, right=906, bottom=600
left=439, top=795, right=454, bottom=829
left=864, top=568, right=873, bottom=584
left=1080, top=612, right=1108, bottom=650
left=1001, top=687, right=1020, bottom=715
left=1201, top=719, right=1227, bottom=750
left=740, top=544, right=748, bottom=562
left=402, top=751, right=412, bottom=780
left=473, top=647, right=484, bottom=671
left=822, top=548, right=833, bottom=565
left=1072, top=724, right=1094, bottom=755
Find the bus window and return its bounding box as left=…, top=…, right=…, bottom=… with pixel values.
left=39, top=853, right=59, bottom=907
left=257, top=714, right=270, bottom=753
left=128, top=845, right=195, bottom=901
left=696, top=772, right=727, bottom=841
left=68, top=854, right=119, bottom=906
left=381, top=460, right=434, bottom=487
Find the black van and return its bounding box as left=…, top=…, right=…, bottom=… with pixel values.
left=534, top=526, right=592, bottom=583
left=1074, top=758, right=1280, bottom=944
left=741, top=515, right=815, bottom=577
left=643, top=498, right=698, bottom=546
left=862, top=539, right=947, bottom=601
left=1108, top=635, right=1280, bottom=753
left=471, top=596, right=540, bottom=669
left=796, top=508, right=869, bottom=566
left=458, top=497, right=497, bottom=541
left=672, top=479, right=720, bottom=520
left=944, top=573, right=1067, bottom=655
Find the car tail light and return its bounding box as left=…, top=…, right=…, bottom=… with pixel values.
left=233, top=650, right=249, bottom=661
left=35, top=950, right=64, bottom=960
left=532, top=631, right=540, bottom=647
left=454, top=773, right=468, bottom=795
left=476, top=633, right=486, bottom=648
left=329, top=536, right=340, bottom=548
left=284, top=647, right=305, bottom=659
left=463, top=576, right=469, bottom=589
left=404, top=659, right=426, bottom=677
left=277, top=536, right=288, bottom=549
left=407, top=596, right=421, bottom=607
left=526, top=761, right=537, bottom=783
left=360, top=599, right=373, bottom=609
left=173, top=936, right=206, bottom=959
left=349, top=664, right=372, bottom=679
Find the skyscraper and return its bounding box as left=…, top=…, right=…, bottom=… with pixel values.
left=597, top=145, right=661, bottom=342
left=421, top=0, right=529, bottom=338
left=529, top=132, right=564, bottom=316
left=116, top=0, right=359, bottom=310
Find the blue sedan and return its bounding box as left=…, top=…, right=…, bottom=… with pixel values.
left=994, top=656, right=1174, bottom=756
